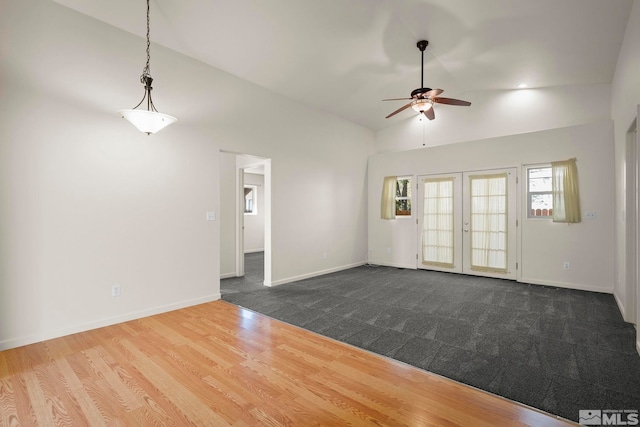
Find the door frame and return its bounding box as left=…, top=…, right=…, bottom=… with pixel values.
left=624, top=118, right=638, bottom=325
left=417, top=167, right=519, bottom=280
left=226, top=153, right=272, bottom=287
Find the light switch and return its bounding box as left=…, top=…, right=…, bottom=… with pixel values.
left=206, top=211, right=216, bottom=221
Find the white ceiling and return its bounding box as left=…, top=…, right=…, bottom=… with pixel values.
left=53, top=0, right=633, bottom=131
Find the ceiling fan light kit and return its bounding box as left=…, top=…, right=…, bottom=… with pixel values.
left=383, top=40, right=471, bottom=121
left=117, top=0, right=177, bottom=135
left=411, top=98, right=433, bottom=112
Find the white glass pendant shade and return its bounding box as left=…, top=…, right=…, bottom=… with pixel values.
left=117, top=109, right=177, bottom=135
left=411, top=98, right=433, bottom=112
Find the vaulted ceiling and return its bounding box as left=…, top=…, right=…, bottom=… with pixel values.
left=53, top=0, right=633, bottom=131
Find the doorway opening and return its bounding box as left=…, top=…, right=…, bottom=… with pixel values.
left=220, top=151, right=271, bottom=295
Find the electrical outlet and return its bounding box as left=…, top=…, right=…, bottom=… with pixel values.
left=386, top=247, right=391, bottom=254
left=112, top=284, right=121, bottom=297
left=585, top=211, right=597, bottom=220
left=563, top=262, right=570, bottom=270
left=323, top=252, right=327, bottom=260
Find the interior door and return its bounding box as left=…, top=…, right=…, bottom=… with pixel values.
left=418, top=168, right=517, bottom=280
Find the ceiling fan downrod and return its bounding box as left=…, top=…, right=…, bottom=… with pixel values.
left=417, top=40, right=428, bottom=90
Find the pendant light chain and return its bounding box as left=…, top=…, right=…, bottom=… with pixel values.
left=140, top=0, right=152, bottom=83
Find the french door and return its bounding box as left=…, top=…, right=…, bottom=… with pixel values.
left=417, top=168, right=517, bottom=280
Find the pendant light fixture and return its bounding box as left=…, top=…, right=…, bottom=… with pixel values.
left=117, top=0, right=177, bottom=135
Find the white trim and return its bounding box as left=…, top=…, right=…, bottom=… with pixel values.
left=267, top=262, right=367, bottom=287
left=244, top=249, right=264, bottom=254
left=236, top=169, right=245, bottom=277
left=614, top=291, right=628, bottom=321
left=220, top=272, right=236, bottom=279
left=518, top=277, right=613, bottom=294
left=0, top=294, right=221, bottom=351
left=365, top=261, right=417, bottom=270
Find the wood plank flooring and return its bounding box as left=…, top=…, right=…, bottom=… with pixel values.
left=0, top=300, right=575, bottom=426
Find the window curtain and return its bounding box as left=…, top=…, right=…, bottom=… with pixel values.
left=552, top=158, right=581, bottom=223
left=470, top=174, right=508, bottom=273
left=381, top=176, right=397, bottom=220
left=422, top=178, right=454, bottom=267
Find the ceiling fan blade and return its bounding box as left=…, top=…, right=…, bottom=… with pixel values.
left=433, top=97, right=471, bottom=106
left=423, top=108, right=435, bottom=120
left=423, top=89, right=444, bottom=98
left=382, top=97, right=413, bottom=101
left=385, top=102, right=412, bottom=119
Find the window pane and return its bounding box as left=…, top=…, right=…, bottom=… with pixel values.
left=530, top=193, right=553, bottom=217
left=244, top=186, right=257, bottom=215
left=531, top=193, right=552, bottom=210
left=396, top=198, right=411, bottom=216
left=527, top=167, right=553, bottom=218
left=395, top=177, right=412, bottom=216
left=528, top=168, right=552, bottom=192
left=396, top=178, right=411, bottom=198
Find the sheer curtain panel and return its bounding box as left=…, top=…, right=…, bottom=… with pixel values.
left=422, top=178, right=455, bottom=267
left=552, top=158, right=581, bottom=223
left=381, top=176, right=397, bottom=220
left=470, top=174, right=508, bottom=273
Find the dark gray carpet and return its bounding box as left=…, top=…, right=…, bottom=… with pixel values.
left=222, top=253, right=640, bottom=423
left=221, top=251, right=265, bottom=295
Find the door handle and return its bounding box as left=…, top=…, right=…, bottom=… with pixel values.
left=463, top=228, right=469, bottom=232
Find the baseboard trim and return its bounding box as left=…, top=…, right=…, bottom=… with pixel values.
left=267, top=261, right=366, bottom=287
left=518, top=277, right=613, bottom=294
left=244, top=249, right=264, bottom=254
left=220, top=272, right=236, bottom=279
left=366, top=261, right=417, bottom=270
left=0, top=293, right=221, bottom=351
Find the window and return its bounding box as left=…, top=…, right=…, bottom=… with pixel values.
left=244, top=185, right=257, bottom=215
left=527, top=166, right=552, bottom=218
left=395, top=176, right=412, bottom=217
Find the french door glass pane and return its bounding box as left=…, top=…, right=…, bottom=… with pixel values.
left=422, top=178, right=454, bottom=267
left=470, top=174, right=508, bottom=272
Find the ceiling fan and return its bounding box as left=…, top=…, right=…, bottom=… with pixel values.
left=384, top=40, right=471, bottom=121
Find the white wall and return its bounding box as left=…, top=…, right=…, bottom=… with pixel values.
left=377, top=84, right=612, bottom=153
left=368, top=121, right=616, bottom=293
left=611, top=0, right=640, bottom=327
left=243, top=173, right=265, bottom=253
left=0, top=0, right=374, bottom=349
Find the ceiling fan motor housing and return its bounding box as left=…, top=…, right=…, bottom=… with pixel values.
left=411, top=87, right=433, bottom=98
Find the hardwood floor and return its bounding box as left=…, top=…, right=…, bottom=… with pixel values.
left=0, top=300, right=575, bottom=426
